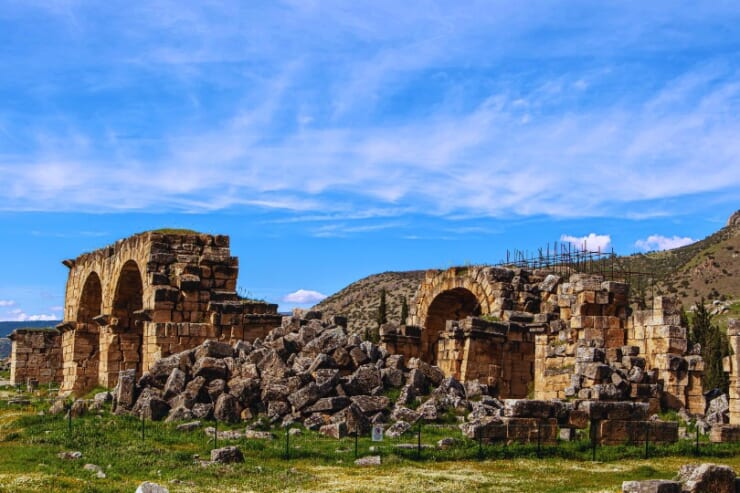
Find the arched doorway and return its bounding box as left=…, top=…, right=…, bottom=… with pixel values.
left=103, top=260, right=144, bottom=386
left=61, top=272, right=103, bottom=394
left=423, top=288, right=481, bottom=364
left=78, top=272, right=102, bottom=323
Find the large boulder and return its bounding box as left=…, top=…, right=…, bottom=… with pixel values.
left=196, top=340, right=235, bottom=360
left=114, top=369, right=137, bottom=411
left=210, top=446, right=244, bottom=464
left=350, top=395, right=390, bottom=415
left=214, top=393, right=241, bottom=423
left=287, top=382, right=322, bottom=411
left=677, top=463, right=737, bottom=493
left=193, top=357, right=228, bottom=381
left=621, top=480, right=680, bottom=493
left=343, top=364, right=381, bottom=395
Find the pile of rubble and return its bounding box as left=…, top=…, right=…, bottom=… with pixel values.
left=110, top=312, right=680, bottom=444
left=113, top=313, right=469, bottom=438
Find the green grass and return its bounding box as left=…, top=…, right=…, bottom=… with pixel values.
left=150, top=228, right=202, bottom=235
left=1, top=400, right=740, bottom=492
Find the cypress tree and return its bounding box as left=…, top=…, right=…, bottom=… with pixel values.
left=691, top=298, right=711, bottom=350
left=400, top=295, right=409, bottom=324
left=692, top=298, right=730, bottom=392
left=376, top=289, right=387, bottom=327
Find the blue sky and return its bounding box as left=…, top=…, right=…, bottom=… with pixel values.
left=1, top=1, right=738, bottom=321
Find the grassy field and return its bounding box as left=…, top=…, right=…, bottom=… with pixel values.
left=1, top=390, right=739, bottom=493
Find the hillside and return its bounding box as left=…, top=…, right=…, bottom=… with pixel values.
left=613, top=212, right=740, bottom=308
left=314, top=211, right=740, bottom=332
left=313, top=270, right=426, bottom=333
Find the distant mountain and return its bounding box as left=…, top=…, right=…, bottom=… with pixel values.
left=0, top=320, right=61, bottom=338
left=0, top=338, right=10, bottom=359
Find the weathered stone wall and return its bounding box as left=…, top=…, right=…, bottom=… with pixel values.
left=9, top=329, right=62, bottom=386
left=9, top=231, right=282, bottom=396
left=437, top=318, right=534, bottom=397
left=627, top=296, right=704, bottom=414
left=534, top=275, right=630, bottom=400
left=386, top=267, right=702, bottom=414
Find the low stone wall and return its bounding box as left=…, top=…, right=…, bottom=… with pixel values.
left=9, top=329, right=63, bottom=386
left=437, top=318, right=534, bottom=398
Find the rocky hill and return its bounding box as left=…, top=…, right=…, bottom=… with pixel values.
left=614, top=211, right=740, bottom=308
left=313, top=271, right=425, bottom=333
left=313, top=211, right=740, bottom=331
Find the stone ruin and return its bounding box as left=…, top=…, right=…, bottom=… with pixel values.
left=382, top=267, right=706, bottom=413
left=10, top=231, right=281, bottom=395
left=8, top=232, right=740, bottom=444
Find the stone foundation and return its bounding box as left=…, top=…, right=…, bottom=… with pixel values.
left=8, top=329, right=62, bottom=386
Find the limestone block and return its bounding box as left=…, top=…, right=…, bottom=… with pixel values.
left=622, top=480, right=680, bottom=493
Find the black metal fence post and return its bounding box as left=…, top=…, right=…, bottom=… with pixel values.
left=213, top=419, right=218, bottom=449
left=67, top=405, right=72, bottom=439
left=417, top=422, right=422, bottom=460
left=285, top=425, right=290, bottom=460
left=590, top=419, right=597, bottom=462
left=644, top=422, right=649, bottom=459
left=695, top=426, right=699, bottom=456
left=477, top=427, right=483, bottom=460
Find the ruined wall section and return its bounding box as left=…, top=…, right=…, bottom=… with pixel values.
left=437, top=317, right=534, bottom=398
left=727, top=319, right=740, bottom=424
left=627, top=296, right=703, bottom=414
left=9, top=329, right=62, bottom=386
left=395, top=267, right=702, bottom=413
left=534, top=274, right=630, bottom=400
left=56, top=231, right=281, bottom=394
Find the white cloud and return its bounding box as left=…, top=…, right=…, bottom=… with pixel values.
left=560, top=233, right=612, bottom=252
left=1, top=3, right=739, bottom=222
left=282, top=289, right=327, bottom=304
left=0, top=300, right=16, bottom=307
left=635, top=234, right=696, bottom=252
left=1, top=311, right=59, bottom=322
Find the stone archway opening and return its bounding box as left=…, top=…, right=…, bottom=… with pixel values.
left=78, top=272, right=102, bottom=323
left=61, top=272, right=104, bottom=394
left=423, top=287, right=482, bottom=364
left=102, top=260, right=144, bottom=386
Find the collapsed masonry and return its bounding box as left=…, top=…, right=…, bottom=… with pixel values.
left=381, top=267, right=713, bottom=417
left=10, top=231, right=281, bottom=395
left=104, top=312, right=679, bottom=447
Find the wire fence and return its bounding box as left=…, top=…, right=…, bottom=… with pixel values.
left=3, top=395, right=738, bottom=465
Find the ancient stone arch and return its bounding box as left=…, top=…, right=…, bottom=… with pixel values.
left=56, top=231, right=282, bottom=394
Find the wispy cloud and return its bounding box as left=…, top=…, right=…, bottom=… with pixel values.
left=0, top=300, right=16, bottom=307
left=1, top=2, right=739, bottom=224
left=282, top=289, right=326, bottom=304
left=635, top=235, right=696, bottom=252
left=561, top=233, right=612, bottom=252
left=1, top=307, right=59, bottom=322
